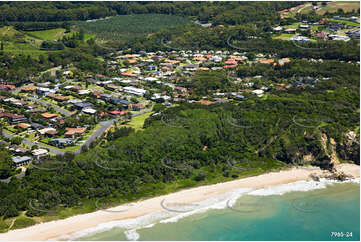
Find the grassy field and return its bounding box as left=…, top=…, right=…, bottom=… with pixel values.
left=328, top=18, right=360, bottom=27
left=317, top=2, right=360, bottom=15
left=0, top=26, right=55, bottom=58
left=123, top=111, right=153, bottom=131
left=285, top=2, right=359, bottom=17
left=0, top=26, right=95, bottom=58
left=27, top=28, right=95, bottom=41
left=272, top=33, right=295, bottom=40
left=75, top=14, right=193, bottom=41
left=28, top=28, right=68, bottom=41
left=282, top=22, right=300, bottom=29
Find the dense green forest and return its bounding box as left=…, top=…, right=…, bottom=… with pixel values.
left=0, top=1, right=300, bottom=25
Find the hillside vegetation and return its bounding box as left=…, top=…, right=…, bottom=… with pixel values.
left=75, top=14, right=193, bottom=41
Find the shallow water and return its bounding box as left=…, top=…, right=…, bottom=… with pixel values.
left=77, top=181, right=360, bottom=241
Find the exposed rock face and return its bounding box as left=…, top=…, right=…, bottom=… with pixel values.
left=336, top=131, right=360, bottom=165
left=310, top=169, right=353, bottom=182
left=324, top=171, right=351, bottom=181
left=320, top=133, right=340, bottom=165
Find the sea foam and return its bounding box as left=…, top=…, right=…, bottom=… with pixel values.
left=248, top=178, right=360, bottom=196
left=52, top=178, right=359, bottom=241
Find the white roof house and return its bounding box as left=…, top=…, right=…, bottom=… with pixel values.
left=32, top=148, right=48, bottom=157
left=273, top=26, right=283, bottom=31
left=82, top=108, right=97, bottom=115
left=123, top=87, right=147, bottom=96
left=252, top=89, right=264, bottom=96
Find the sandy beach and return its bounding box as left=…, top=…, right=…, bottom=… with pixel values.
left=0, top=163, right=359, bottom=241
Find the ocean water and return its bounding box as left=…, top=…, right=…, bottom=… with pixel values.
left=75, top=179, right=360, bottom=241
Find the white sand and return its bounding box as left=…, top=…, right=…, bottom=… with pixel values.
left=0, top=164, right=359, bottom=241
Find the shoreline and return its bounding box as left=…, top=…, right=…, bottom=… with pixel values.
left=0, top=163, right=359, bottom=241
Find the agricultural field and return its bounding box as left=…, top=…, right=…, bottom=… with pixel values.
left=27, top=28, right=68, bottom=41
left=284, top=2, right=360, bottom=17
left=316, top=1, right=360, bottom=15
left=75, top=14, right=194, bottom=41
left=0, top=26, right=95, bottom=58
left=27, top=28, right=95, bottom=42
left=0, top=26, right=48, bottom=57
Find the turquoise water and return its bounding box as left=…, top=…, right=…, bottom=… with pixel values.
left=77, top=182, right=360, bottom=241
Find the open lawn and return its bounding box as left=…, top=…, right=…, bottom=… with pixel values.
left=123, top=111, right=153, bottom=131
left=282, top=22, right=300, bottom=29
left=272, top=33, right=295, bottom=40
left=328, top=18, right=360, bottom=27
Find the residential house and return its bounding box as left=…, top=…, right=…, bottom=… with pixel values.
left=252, top=89, right=264, bottom=97
left=109, top=110, right=126, bottom=117
left=46, top=93, right=68, bottom=102
left=38, top=127, right=58, bottom=137
left=130, top=103, right=145, bottom=111
left=9, top=145, right=30, bottom=155
left=36, top=87, right=55, bottom=96
left=82, top=108, right=97, bottom=115
left=110, top=98, right=132, bottom=108
left=100, top=93, right=112, bottom=101
left=0, top=112, right=27, bottom=124
left=73, top=102, right=93, bottom=110
left=300, top=24, right=309, bottom=29
left=17, top=123, right=31, bottom=129
left=273, top=26, right=283, bottom=32
left=41, top=113, right=58, bottom=119
left=78, top=89, right=91, bottom=95
left=32, top=149, right=48, bottom=159
left=30, top=123, right=45, bottom=130
left=123, top=87, right=146, bottom=96
left=198, top=99, right=215, bottom=105
left=51, top=138, right=74, bottom=147
left=65, top=127, right=87, bottom=138
left=12, top=156, right=32, bottom=167
left=0, top=84, right=15, bottom=91
left=284, top=28, right=297, bottom=34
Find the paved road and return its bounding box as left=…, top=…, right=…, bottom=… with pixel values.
left=3, top=109, right=152, bottom=156
left=74, top=108, right=152, bottom=154
left=2, top=130, right=65, bottom=155
left=25, top=96, right=73, bottom=117
left=297, top=3, right=312, bottom=13
left=0, top=173, right=25, bottom=183
left=0, top=109, right=153, bottom=182
left=11, top=84, right=72, bottom=116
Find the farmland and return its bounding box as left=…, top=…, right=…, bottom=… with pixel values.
left=75, top=14, right=193, bottom=41
left=0, top=26, right=48, bottom=57
left=27, top=28, right=95, bottom=42
left=0, top=26, right=95, bottom=58
left=316, top=1, right=360, bottom=15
